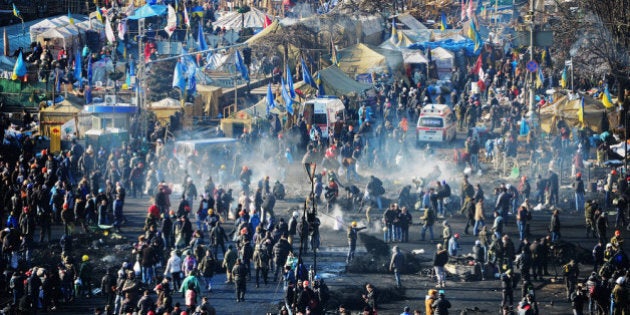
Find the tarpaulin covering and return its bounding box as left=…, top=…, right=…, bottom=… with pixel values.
left=213, top=7, right=269, bottom=31
left=539, top=95, right=607, bottom=134
left=127, top=4, right=167, bottom=20
left=337, top=43, right=388, bottom=76
left=408, top=38, right=480, bottom=56
left=0, top=78, right=48, bottom=108
left=316, top=66, right=372, bottom=96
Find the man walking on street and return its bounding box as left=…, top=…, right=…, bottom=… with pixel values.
left=390, top=246, right=405, bottom=288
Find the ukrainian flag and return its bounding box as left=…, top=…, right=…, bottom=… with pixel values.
left=602, top=86, right=614, bottom=108
left=68, top=9, right=75, bottom=25
left=12, top=4, right=20, bottom=18
left=536, top=68, right=544, bottom=89
left=578, top=97, right=585, bottom=124
left=440, top=13, right=448, bottom=31
left=468, top=20, right=482, bottom=51
left=560, top=67, right=567, bottom=89
left=95, top=6, right=103, bottom=22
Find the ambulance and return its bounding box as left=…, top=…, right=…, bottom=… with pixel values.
left=302, top=96, right=346, bottom=140
left=416, top=104, right=457, bottom=144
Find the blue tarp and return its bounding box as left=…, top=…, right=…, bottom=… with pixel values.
left=127, top=4, right=167, bottom=20
left=407, top=38, right=480, bottom=57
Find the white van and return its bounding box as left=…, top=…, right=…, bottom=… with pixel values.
left=302, top=97, right=346, bottom=139
left=416, top=104, right=457, bottom=143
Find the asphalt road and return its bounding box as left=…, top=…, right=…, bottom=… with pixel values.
left=30, top=142, right=630, bottom=315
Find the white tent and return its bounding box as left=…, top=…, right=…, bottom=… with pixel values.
left=204, top=52, right=231, bottom=71
left=213, top=7, right=269, bottom=31
left=401, top=49, right=428, bottom=64
left=431, top=47, right=454, bottom=80
left=37, top=27, right=76, bottom=53
left=29, top=15, right=88, bottom=43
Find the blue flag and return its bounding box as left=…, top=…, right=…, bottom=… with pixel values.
left=187, top=68, right=197, bottom=95
left=74, top=51, right=82, bottom=84
left=12, top=52, right=27, bottom=79
left=87, top=55, right=93, bottom=86
left=235, top=50, right=249, bottom=81
left=286, top=64, right=295, bottom=98
left=125, top=69, right=131, bottom=88
left=301, top=58, right=316, bottom=87
left=172, top=59, right=187, bottom=91
left=519, top=117, right=530, bottom=136
left=197, top=23, right=208, bottom=51
left=266, top=83, right=275, bottom=115
left=55, top=70, right=62, bottom=94
left=281, top=78, right=293, bottom=115
left=85, top=86, right=92, bottom=104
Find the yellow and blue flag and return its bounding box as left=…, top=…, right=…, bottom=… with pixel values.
left=95, top=6, right=103, bottom=22
left=440, top=13, right=448, bottom=31
left=536, top=68, right=544, bottom=89
left=316, top=72, right=325, bottom=96
left=560, top=67, right=567, bottom=88
left=12, top=51, right=26, bottom=80
left=602, top=85, right=614, bottom=108
left=12, top=4, right=20, bottom=18
left=68, top=9, right=75, bottom=25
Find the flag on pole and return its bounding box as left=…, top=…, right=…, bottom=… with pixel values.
left=118, top=20, right=127, bottom=41
left=95, top=6, right=103, bottom=22
left=266, top=82, right=275, bottom=115
left=461, top=0, right=466, bottom=21
left=471, top=53, right=482, bottom=75
left=263, top=15, right=272, bottom=28
left=55, top=70, right=62, bottom=93
left=560, top=67, right=567, bottom=88
left=191, top=5, right=204, bottom=17
left=281, top=78, right=293, bottom=115
left=440, top=12, right=448, bottom=30
left=301, top=58, right=316, bottom=87
left=12, top=4, right=21, bottom=19
left=125, top=69, right=131, bottom=89
left=105, top=17, right=116, bottom=44
left=11, top=52, right=26, bottom=80
left=536, top=68, right=544, bottom=89
left=172, top=59, right=187, bottom=91
left=235, top=50, right=249, bottom=81
left=197, top=23, right=208, bottom=51
left=165, top=5, right=177, bottom=37
left=391, top=19, right=398, bottom=43
left=331, top=38, right=338, bottom=66
left=68, top=9, right=75, bottom=25
left=286, top=64, right=295, bottom=98
left=316, top=72, right=325, bottom=96
left=74, top=50, right=82, bottom=87
left=477, top=65, right=486, bottom=91
left=519, top=117, right=530, bottom=136
left=187, top=68, right=197, bottom=95
left=183, top=4, right=190, bottom=28
left=578, top=96, right=584, bottom=124
left=468, top=19, right=482, bottom=51
left=602, top=85, right=614, bottom=108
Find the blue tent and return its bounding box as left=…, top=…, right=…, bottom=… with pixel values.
left=127, top=4, right=167, bottom=20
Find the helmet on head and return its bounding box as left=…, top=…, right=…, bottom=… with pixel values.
left=454, top=233, right=460, bottom=238
left=82, top=255, right=89, bottom=262
left=207, top=209, right=214, bottom=215
left=612, top=170, right=618, bottom=175
left=314, top=275, right=321, bottom=281
left=615, top=230, right=621, bottom=237
left=351, top=221, right=357, bottom=227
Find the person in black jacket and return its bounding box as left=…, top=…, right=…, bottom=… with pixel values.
left=433, top=244, right=449, bottom=288
left=232, top=259, right=247, bottom=302
left=431, top=290, right=451, bottom=315
left=101, top=267, right=116, bottom=311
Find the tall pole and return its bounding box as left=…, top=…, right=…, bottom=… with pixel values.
left=570, top=58, right=574, bottom=91
left=527, top=0, right=535, bottom=116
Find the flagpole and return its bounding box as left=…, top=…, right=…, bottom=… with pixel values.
left=570, top=58, right=574, bottom=91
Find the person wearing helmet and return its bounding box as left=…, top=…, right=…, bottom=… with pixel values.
left=346, top=221, right=367, bottom=264
left=78, top=254, right=93, bottom=298
left=610, top=230, right=624, bottom=251
left=448, top=233, right=461, bottom=256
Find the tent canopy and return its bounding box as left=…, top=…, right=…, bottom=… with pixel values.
left=213, top=7, right=269, bottom=31
left=127, top=4, right=167, bottom=20
left=539, top=95, right=607, bottom=133
left=316, top=66, right=372, bottom=96
left=29, top=14, right=88, bottom=42
left=150, top=97, right=182, bottom=108
left=401, top=49, right=428, bottom=64
left=337, top=43, right=388, bottom=77
left=395, top=13, right=427, bottom=30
